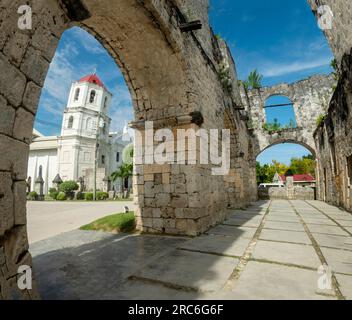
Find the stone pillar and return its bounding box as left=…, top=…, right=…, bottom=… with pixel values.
left=286, top=176, right=295, bottom=200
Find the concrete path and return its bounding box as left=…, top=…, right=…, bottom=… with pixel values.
left=27, top=201, right=136, bottom=244
left=31, top=200, right=352, bottom=300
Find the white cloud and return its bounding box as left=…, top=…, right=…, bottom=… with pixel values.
left=260, top=57, right=330, bottom=77
left=234, top=37, right=333, bottom=80
left=70, top=27, right=106, bottom=55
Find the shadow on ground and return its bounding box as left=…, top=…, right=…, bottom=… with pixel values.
left=31, top=201, right=269, bottom=300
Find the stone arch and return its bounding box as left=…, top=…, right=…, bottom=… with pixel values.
left=0, top=0, right=258, bottom=299
left=0, top=0, right=192, bottom=299
left=254, top=137, right=316, bottom=160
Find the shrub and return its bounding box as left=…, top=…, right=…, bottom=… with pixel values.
left=97, top=191, right=109, bottom=201
left=56, top=192, right=67, bottom=201
left=59, top=181, right=79, bottom=194
left=76, top=192, right=85, bottom=200
left=85, top=192, right=93, bottom=201
left=28, top=191, right=38, bottom=201
left=49, top=187, right=59, bottom=200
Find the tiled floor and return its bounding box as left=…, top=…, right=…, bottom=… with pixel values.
left=31, top=200, right=352, bottom=300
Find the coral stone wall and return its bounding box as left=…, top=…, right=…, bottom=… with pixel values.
left=314, top=50, right=352, bottom=211
left=0, top=0, right=256, bottom=298
left=241, top=75, right=336, bottom=157
left=308, top=0, right=352, bottom=211
left=308, top=0, right=352, bottom=66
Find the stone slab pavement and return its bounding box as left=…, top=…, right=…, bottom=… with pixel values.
left=31, top=200, right=352, bottom=300
left=27, top=201, right=136, bottom=244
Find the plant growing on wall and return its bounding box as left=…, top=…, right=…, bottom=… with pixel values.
left=247, top=69, right=263, bottom=90
left=218, top=62, right=233, bottom=93
left=263, top=118, right=282, bottom=133
left=316, top=114, right=326, bottom=127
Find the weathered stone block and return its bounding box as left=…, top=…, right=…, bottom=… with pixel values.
left=20, top=47, right=49, bottom=86
left=0, top=53, right=26, bottom=107
left=0, top=135, right=29, bottom=180
left=13, top=181, right=27, bottom=226
left=0, top=172, right=14, bottom=235
left=171, top=194, right=188, bottom=208
left=0, top=95, right=15, bottom=136
left=3, top=31, right=30, bottom=67
left=13, top=107, right=35, bottom=144
left=22, top=81, right=41, bottom=114
left=155, top=193, right=171, bottom=207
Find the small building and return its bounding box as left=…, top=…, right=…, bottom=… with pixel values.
left=279, top=174, right=316, bottom=188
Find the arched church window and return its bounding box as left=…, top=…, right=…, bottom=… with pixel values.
left=116, top=152, right=120, bottom=162
left=68, top=116, right=74, bottom=129
left=86, top=117, right=92, bottom=130
left=89, top=90, right=96, bottom=103
left=104, top=97, right=108, bottom=109
left=74, top=88, right=80, bottom=101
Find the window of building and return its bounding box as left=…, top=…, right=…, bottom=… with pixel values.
left=68, top=116, right=74, bottom=129
left=86, top=117, right=92, bottom=130
left=89, top=90, right=96, bottom=103
left=104, top=96, right=108, bottom=109
left=74, top=88, right=80, bottom=101
left=116, top=152, right=120, bottom=162
left=102, top=155, right=105, bottom=165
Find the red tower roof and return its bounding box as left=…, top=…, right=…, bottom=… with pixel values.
left=78, top=74, right=106, bottom=89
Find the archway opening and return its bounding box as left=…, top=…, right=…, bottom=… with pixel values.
left=264, top=95, right=297, bottom=131
left=27, top=26, right=135, bottom=245
left=256, top=143, right=316, bottom=199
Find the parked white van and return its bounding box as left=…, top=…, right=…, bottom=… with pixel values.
left=258, top=183, right=285, bottom=190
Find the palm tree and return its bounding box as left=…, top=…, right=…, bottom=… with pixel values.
left=111, top=163, right=133, bottom=197
left=247, top=69, right=263, bottom=90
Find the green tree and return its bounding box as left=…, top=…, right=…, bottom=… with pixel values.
left=111, top=163, right=133, bottom=197
left=290, top=156, right=316, bottom=176
left=247, top=69, right=263, bottom=89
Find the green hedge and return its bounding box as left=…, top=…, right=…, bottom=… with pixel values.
left=85, top=192, right=93, bottom=201
left=56, top=192, right=67, bottom=201
left=97, top=191, right=109, bottom=201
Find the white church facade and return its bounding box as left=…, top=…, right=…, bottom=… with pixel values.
left=27, top=74, right=133, bottom=195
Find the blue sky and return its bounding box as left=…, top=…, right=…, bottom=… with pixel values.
left=35, top=0, right=333, bottom=165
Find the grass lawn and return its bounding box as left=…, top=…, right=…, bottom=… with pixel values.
left=80, top=212, right=136, bottom=233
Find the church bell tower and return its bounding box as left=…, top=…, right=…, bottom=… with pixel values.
left=58, top=74, right=112, bottom=183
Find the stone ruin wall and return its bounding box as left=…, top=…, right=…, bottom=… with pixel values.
left=241, top=74, right=336, bottom=157
left=308, top=0, right=352, bottom=212
left=0, top=0, right=256, bottom=299
left=308, top=0, right=352, bottom=66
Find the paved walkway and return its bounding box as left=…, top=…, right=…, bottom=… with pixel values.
left=30, top=200, right=352, bottom=300
left=27, top=201, right=135, bottom=244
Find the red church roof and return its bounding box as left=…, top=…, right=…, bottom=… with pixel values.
left=280, top=174, right=315, bottom=182
left=78, top=74, right=106, bottom=89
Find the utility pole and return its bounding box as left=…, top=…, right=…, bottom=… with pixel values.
left=93, top=111, right=103, bottom=201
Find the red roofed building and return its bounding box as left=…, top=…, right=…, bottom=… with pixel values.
left=279, top=174, right=316, bottom=187
left=78, top=74, right=108, bottom=92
